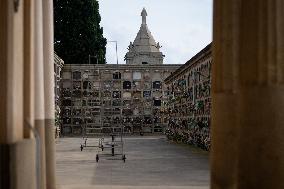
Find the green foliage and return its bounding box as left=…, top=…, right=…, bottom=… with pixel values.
left=54, top=0, right=107, bottom=64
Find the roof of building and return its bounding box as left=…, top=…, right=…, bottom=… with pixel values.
left=127, top=8, right=161, bottom=53
left=62, top=63, right=182, bottom=71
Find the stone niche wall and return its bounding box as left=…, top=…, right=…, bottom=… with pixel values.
left=62, top=71, right=71, bottom=79
left=123, top=72, right=132, bottom=80
left=60, top=65, right=181, bottom=136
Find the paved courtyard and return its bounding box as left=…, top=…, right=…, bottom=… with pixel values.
left=56, top=136, right=210, bottom=189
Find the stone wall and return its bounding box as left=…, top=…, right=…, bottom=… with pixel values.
left=60, top=64, right=181, bottom=136
left=165, top=44, right=212, bottom=150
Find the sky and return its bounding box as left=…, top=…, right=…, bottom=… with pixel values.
left=97, top=0, right=213, bottom=65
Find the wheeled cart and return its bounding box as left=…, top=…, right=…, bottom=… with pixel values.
left=80, top=136, right=104, bottom=151
left=96, top=133, right=126, bottom=163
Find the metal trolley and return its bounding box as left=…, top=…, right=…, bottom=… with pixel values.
left=80, top=132, right=126, bottom=163
left=96, top=133, right=126, bottom=163
left=80, top=136, right=103, bottom=151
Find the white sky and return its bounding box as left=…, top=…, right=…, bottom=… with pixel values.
left=98, top=0, right=213, bottom=64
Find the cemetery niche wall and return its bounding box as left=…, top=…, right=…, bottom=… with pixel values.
left=164, top=43, right=212, bottom=151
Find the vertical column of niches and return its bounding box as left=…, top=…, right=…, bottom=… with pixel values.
left=187, top=70, right=195, bottom=124
left=122, top=71, right=132, bottom=133
left=90, top=70, right=102, bottom=135
left=112, top=71, right=122, bottom=133
left=152, top=70, right=162, bottom=133
left=71, top=70, right=83, bottom=136
left=61, top=70, right=72, bottom=135
left=132, top=70, right=142, bottom=133
left=142, top=70, right=152, bottom=133
left=161, top=70, right=170, bottom=132
left=82, top=71, right=90, bottom=135
left=101, top=71, right=113, bottom=134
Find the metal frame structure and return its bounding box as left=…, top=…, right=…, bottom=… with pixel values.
left=80, top=128, right=126, bottom=163
left=95, top=132, right=126, bottom=162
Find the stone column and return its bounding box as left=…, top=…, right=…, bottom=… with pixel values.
left=0, top=1, right=24, bottom=188
left=237, top=1, right=284, bottom=188
left=34, top=0, right=46, bottom=188
left=0, top=0, right=24, bottom=145
left=211, top=1, right=241, bottom=188
left=23, top=1, right=37, bottom=189
left=0, top=1, right=37, bottom=189
left=42, top=0, right=57, bottom=188
left=24, top=0, right=35, bottom=139
left=0, top=0, right=10, bottom=145
left=212, top=0, right=284, bottom=188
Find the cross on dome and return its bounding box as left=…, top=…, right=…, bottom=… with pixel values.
left=141, top=8, right=147, bottom=25
left=125, top=8, right=164, bottom=65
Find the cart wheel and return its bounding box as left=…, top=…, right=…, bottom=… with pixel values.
left=122, top=154, right=126, bottom=163
left=80, top=145, right=83, bottom=151
left=96, top=154, right=99, bottom=162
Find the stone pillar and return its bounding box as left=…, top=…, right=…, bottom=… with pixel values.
left=211, top=1, right=241, bottom=188
left=0, top=1, right=37, bottom=189
left=24, top=0, right=35, bottom=138
left=0, top=0, right=10, bottom=145
left=34, top=0, right=46, bottom=188
left=42, top=0, right=57, bottom=188
left=23, top=1, right=37, bottom=189
left=237, top=1, right=284, bottom=188
left=0, top=0, right=24, bottom=145
left=212, top=0, right=284, bottom=188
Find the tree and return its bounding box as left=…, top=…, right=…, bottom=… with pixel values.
left=54, top=0, right=107, bottom=64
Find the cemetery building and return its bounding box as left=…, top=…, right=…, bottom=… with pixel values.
left=60, top=8, right=181, bottom=136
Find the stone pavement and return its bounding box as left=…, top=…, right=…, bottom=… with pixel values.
left=56, top=136, right=210, bottom=189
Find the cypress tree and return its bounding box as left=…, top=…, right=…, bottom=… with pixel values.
left=54, top=0, right=107, bottom=64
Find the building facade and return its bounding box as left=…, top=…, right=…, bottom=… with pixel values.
left=60, top=8, right=181, bottom=136
left=1, top=2, right=283, bottom=189
left=164, top=43, right=212, bottom=150
left=125, top=8, right=164, bottom=65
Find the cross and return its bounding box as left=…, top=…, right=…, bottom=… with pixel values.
left=141, top=8, right=147, bottom=25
